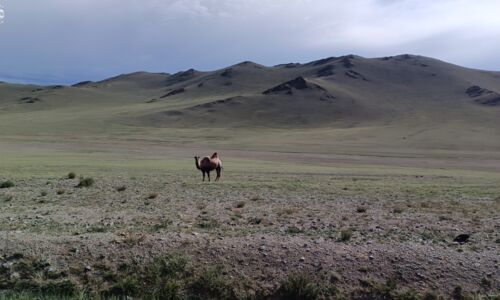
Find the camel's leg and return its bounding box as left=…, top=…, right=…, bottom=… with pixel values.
left=216, top=167, right=221, bottom=181
left=202, top=171, right=205, bottom=182
left=207, top=171, right=211, bottom=182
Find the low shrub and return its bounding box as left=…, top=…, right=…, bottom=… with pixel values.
left=340, top=229, right=353, bottom=242
left=356, top=207, right=367, bottom=213
left=77, top=177, right=94, bottom=188
left=276, top=273, right=322, bottom=300
left=0, top=180, right=14, bottom=189
left=116, top=185, right=127, bottom=192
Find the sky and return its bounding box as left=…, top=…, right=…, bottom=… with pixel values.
left=0, top=0, right=499, bottom=85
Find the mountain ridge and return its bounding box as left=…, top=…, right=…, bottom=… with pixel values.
left=0, top=53, right=499, bottom=151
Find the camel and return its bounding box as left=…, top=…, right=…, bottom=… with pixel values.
left=194, top=152, right=222, bottom=182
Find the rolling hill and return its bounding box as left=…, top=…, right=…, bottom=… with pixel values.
left=1, top=54, right=500, bottom=154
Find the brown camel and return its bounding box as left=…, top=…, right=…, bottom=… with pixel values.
left=194, top=152, right=222, bottom=182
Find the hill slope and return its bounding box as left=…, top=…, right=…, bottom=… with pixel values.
left=0, top=54, right=499, bottom=152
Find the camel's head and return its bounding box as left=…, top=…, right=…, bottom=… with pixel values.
left=194, top=156, right=199, bottom=160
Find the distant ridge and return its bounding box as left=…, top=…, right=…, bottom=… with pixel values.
left=0, top=54, right=499, bottom=150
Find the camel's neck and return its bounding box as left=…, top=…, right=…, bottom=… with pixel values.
left=195, top=158, right=201, bottom=170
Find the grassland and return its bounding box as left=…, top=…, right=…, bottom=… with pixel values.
left=1, top=140, right=499, bottom=299
left=1, top=54, right=499, bottom=298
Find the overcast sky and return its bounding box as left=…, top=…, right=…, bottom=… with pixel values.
left=0, top=0, right=499, bottom=85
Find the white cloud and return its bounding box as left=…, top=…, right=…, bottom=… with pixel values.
left=1, top=0, right=499, bottom=84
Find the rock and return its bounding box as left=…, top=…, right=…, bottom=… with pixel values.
left=299, top=257, right=306, bottom=262
left=317, top=65, right=335, bottom=77
left=330, top=271, right=342, bottom=283
left=263, top=77, right=327, bottom=95
left=454, top=234, right=470, bottom=244
left=160, top=88, right=185, bottom=98
left=84, top=265, right=92, bottom=272
left=11, top=272, right=21, bottom=280
left=314, top=238, right=324, bottom=244
left=466, top=85, right=488, bottom=97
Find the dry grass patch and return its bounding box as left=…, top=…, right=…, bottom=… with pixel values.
left=279, top=207, right=299, bottom=216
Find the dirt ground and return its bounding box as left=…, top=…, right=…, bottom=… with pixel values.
left=1, top=160, right=499, bottom=298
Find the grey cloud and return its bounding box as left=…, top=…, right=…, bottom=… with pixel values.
left=0, top=0, right=499, bottom=84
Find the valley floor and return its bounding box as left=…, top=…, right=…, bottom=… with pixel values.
left=0, top=140, right=499, bottom=298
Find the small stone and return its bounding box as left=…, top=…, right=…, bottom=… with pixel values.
left=299, top=257, right=306, bottom=262
left=84, top=265, right=92, bottom=272
left=330, top=271, right=342, bottom=283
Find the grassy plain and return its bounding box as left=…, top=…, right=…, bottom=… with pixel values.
left=1, top=138, right=499, bottom=299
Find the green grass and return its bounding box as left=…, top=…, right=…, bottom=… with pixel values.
left=286, top=226, right=305, bottom=235
left=352, top=278, right=421, bottom=300
left=274, top=272, right=346, bottom=299
left=196, top=218, right=220, bottom=230
left=1, top=253, right=497, bottom=300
